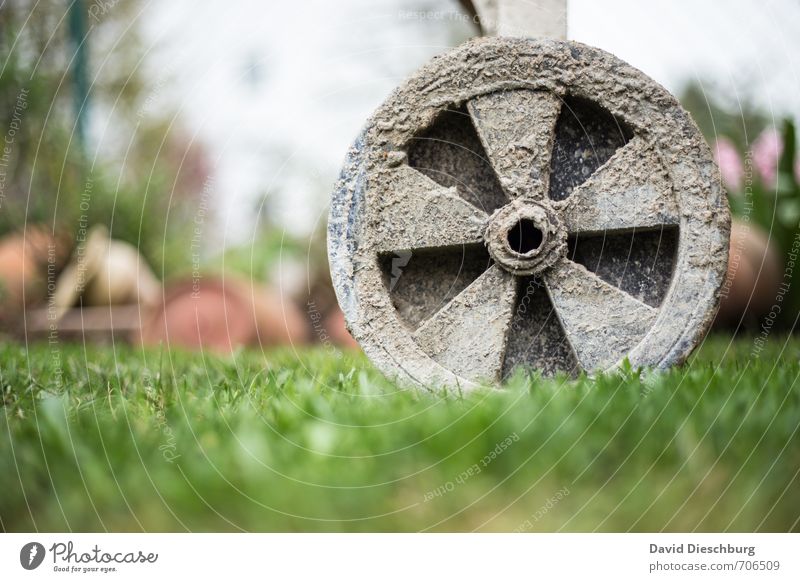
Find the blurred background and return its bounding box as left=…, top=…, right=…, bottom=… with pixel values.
left=3, top=0, right=800, bottom=536
left=2, top=0, right=800, bottom=351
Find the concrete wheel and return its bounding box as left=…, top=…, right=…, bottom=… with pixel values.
left=329, top=37, right=729, bottom=388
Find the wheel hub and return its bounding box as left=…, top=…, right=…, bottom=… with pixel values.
left=485, top=198, right=567, bottom=276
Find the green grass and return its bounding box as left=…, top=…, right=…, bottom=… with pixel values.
left=1, top=335, right=799, bottom=532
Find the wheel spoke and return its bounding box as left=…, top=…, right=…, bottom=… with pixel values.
left=467, top=89, right=561, bottom=199
left=412, top=264, right=517, bottom=382
left=560, top=136, right=679, bottom=235
left=543, top=259, right=657, bottom=371
left=376, top=166, right=489, bottom=252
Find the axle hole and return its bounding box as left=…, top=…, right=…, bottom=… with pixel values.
left=507, top=219, right=543, bottom=254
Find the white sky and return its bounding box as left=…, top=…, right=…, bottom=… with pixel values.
left=137, top=0, right=800, bottom=244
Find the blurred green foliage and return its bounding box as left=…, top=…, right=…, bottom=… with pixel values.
left=682, top=83, right=800, bottom=324
left=681, top=84, right=768, bottom=151
left=0, top=0, right=201, bottom=276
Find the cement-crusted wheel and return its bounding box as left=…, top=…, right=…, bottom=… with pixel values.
left=328, top=37, right=729, bottom=388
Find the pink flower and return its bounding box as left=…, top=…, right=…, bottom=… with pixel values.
left=751, top=129, right=783, bottom=187
left=713, top=137, right=743, bottom=192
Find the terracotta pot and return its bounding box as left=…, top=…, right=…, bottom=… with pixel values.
left=0, top=226, right=64, bottom=312
left=323, top=307, right=359, bottom=350
left=137, top=276, right=309, bottom=352
left=717, top=219, right=783, bottom=324
left=52, top=225, right=160, bottom=318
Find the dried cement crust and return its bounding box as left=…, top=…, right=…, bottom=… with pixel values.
left=328, top=37, right=730, bottom=390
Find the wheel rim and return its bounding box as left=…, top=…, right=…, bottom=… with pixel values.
left=329, top=37, right=730, bottom=389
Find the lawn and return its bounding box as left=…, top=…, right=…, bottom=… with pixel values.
left=1, top=335, right=799, bottom=532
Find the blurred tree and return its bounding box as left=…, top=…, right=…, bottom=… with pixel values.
left=0, top=0, right=211, bottom=276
